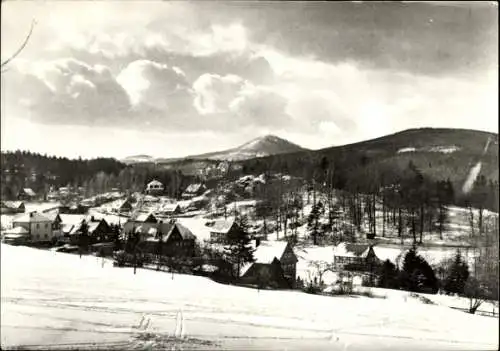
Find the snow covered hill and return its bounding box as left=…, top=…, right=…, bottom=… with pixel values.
left=185, top=135, right=307, bottom=161
left=122, top=135, right=306, bottom=165
left=121, top=155, right=156, bottom=165
left=1, top=244, right=498, bottom=350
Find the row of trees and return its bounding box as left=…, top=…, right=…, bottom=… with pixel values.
left=250, top=157, right=498, bottom=247
left=0, top=151, right=204, bottom=201
left=379, top=247, right=498, bottom=314
left=377, top=248, right=439, bottom=294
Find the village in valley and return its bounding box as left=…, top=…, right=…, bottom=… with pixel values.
left=1, top=1, right=498, bottom=350
left=1, top=147, right=498, bottom=310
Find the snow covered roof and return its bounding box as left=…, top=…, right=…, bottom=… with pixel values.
left=147, top=179, right=163, bottom=187
left=22, top=188, right=36, bottom=197
left=184, top=183, right=206, bottom=194
left=117, top=199, right=132, bottom=208
left=87, top=222, right=101, bottom=234
left=61, top=224, right=75, bottom=234
left=44, top=213, right=61, bottom=222
left=131, top=213, right=158, bottom=223
left=5, top=226, right=29, bottom=235
left=240, top=241, right=291, bottom=276
left=253, top=241, right=289, bottom=264
left=334, top=243, right=407, bottom=267
left=166, top=222, right=196, bottom=240
left=3, top=233, right=28, bottom=239
left=368, top=246, right=406, bottom=266
left=142, top=222, right=196, bottom=241
left=162, top=203, right=180, bottom=212
left=333, top=243, right=370, bottom=258
left=59, top=214, right=86, bottom=226
left=2, top=201, right=24, bottom=209
left=13, top=212, right=51, bottom=223
left=210, top=219, right=236, bottom=234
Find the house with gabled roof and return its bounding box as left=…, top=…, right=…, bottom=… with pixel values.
left=44, top=212, right=63, bottom=236
left=1, top=201, right=25, bottom=214
left=240, top=240, right=298, bottom=288
left=117, top=198, right=133, bottom=213
left=332, top=242, right=402, bottom=273
left=122, top=212, right=158, bottom=237
left=138, top=220, right=197, bottom=258
left=145, top=179, right=164, bottom=196
left=68, top=217, right=112, bottom=245
left=2, top=226, right=30, bottom=245
left=17, top=188, right=37, bottom=201
left=181, top=183, right=207, bottom=199
left=12, top=212, right=54, bottom=242
left=208, top=219, right=243, bottom=243
left=161, top=203, right=182, bottom=216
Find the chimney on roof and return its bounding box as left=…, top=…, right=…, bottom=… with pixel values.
left=30, top=212, right=34, bottom=218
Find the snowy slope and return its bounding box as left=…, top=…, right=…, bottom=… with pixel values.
left=1, top=244, right=497, bottom=350
left=121, top=155, right=155, bottom=165
left=187, top=135, right=307, bottom=161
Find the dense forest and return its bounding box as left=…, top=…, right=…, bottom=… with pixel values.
left=0, top=151, right=199, bottom=200
left=239, top=128, right=499, bottom=213
left=249, top=157, right=498, bottom=244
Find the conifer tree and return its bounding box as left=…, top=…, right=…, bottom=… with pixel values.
left=399, top=247, right=438, bottom=293
left=377, top=259, right=399, bottom=289
left=443, top=250, right=470, bottom=295
left=224, top=215, right=255, bottom=278
left=307, top=201, right=323, bottom=245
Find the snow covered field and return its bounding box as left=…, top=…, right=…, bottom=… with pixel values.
left=1, top=244, right=498, bottom=350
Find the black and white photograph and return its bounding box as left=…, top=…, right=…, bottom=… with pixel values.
left=1, top=1, right=498, bottom=350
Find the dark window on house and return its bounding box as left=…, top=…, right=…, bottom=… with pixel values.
left=36, top=224, right=40, bottom=229
left=44, top=234, right=48, bottom=238
left=45, top=223, right=48, bottom=229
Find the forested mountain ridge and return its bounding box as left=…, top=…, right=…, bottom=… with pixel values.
left=241, top=128, right=498, bottom=186
left=0, top=151, right=196, bottom=200
left=1, top=128, right=498, bottom=212
left=0, top=151, right=126, bottom=199
left=239, top=128, right=498, bottom=212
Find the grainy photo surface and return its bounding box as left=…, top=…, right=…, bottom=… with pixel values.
left=1, top=1, right=498, bottom=350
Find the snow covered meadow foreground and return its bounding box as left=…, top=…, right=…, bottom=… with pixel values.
left=1, top=244, right=498, bottom=350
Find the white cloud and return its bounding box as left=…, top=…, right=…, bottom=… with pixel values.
left=1, top=2, right=496, bottom=158
left=260, top=48, right=497, bottom=140
left=2, top=58, right=130, bottom=125
left=192, top=73, right=247, bottom=115
left=117, top=60, right=191, bottom=111
left=229, top=85, right=291, bottom=127
left=190, top=23, right=249, bottom=56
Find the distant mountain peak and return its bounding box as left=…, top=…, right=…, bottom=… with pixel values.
left=186, top=134, right=307, bottom=161
left=121, top=154, right=154, bottom=165
left=122, top=135, right=307, bottom=164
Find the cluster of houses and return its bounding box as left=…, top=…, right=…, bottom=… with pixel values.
left=2, top=204, right=412, bottom=289
left=1, top=206, right=301, bottom=288
left=1, top=178, right=413, bottom=290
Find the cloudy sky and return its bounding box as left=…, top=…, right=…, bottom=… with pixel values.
left=1, top=1, right=497, bottom=159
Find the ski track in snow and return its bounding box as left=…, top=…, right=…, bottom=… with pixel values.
left=1, top=244, right=498, bottom=350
